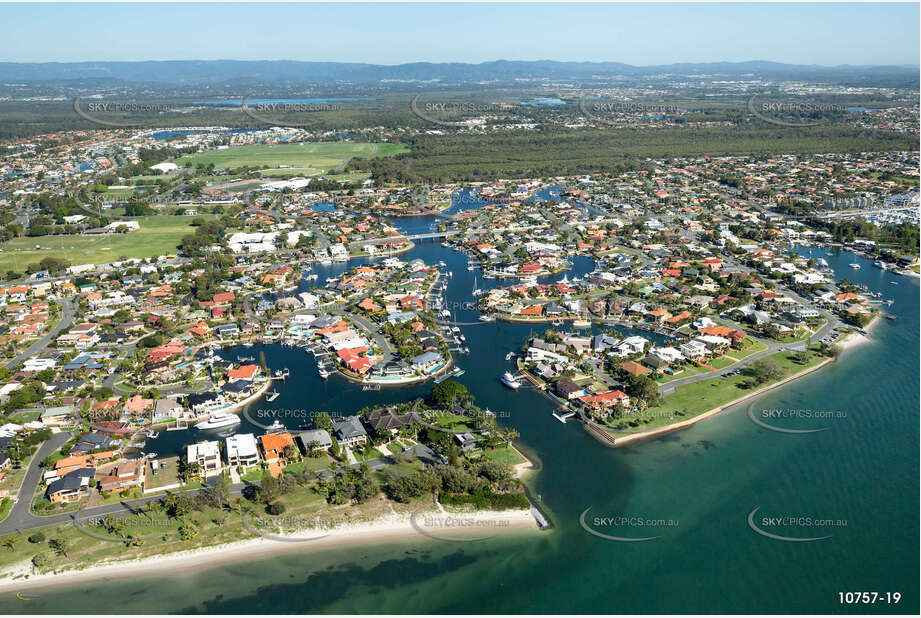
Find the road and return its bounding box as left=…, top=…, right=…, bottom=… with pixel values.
left=0, top=431, right=72, bottom=533
left=5, top=297, right=75, bottom=369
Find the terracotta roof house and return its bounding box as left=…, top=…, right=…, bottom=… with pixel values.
left=620, top=361, right=652, bottom=377
left=227, top=364, right=259, bottom=381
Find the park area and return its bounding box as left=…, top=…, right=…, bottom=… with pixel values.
left=0, top=215, right=215, bottom=272
left=173, top=142, right=406, bottom=173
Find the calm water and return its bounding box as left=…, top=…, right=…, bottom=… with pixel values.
left=3, top=223, right=917, bottom=613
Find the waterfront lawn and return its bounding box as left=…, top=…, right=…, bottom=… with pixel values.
left=0, top=215, right=216, bottom=272
left=482, top=446, right=528, bottom=466
left=609, top=349, right=828, bottom=437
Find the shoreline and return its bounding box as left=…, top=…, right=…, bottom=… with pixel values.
left=610, top=356, right=837, bottom=447
left=599, top=318, right=882, bottom=448
left=0, top=508, right=539, bottom=595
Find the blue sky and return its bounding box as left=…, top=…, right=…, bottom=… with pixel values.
left=1, top=3, right=918, bottom=66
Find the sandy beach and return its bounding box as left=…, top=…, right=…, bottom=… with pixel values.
left=0, top=507, right=539, bottom=594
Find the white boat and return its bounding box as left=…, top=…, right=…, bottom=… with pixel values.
left=849, top=263, right=861, bottom=269
left=505, top=351, right=515, bottom=360
left=266, top=391, right=280, bottom=402
left=266, top=420, right=286, bottom=433
left=318, top=367, right=331, bottom=379
left=478, top=314, right=495, bottom=322
left=572, top=319, right=591, bottom=328
left=195, top=413, right=241, bottom=430
left=874, top=261, right=887, bottom=269
left=147, top=431, right=159, bottom=439
left=500, top=372, right=521, bottom=389
left=319, top=258, right=332, bottom=265
left=242, top=341, right=254, bottom=348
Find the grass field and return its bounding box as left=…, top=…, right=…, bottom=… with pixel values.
left=174, top=142, right=407, bottom=172
left=0, top=215, right=215, bottom=272
left=483, top=445, right=528, bottom=466
left=609, top=349, right=828, bottom=437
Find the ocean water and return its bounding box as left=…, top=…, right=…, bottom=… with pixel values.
left=2, top=233, right=916, bottom=613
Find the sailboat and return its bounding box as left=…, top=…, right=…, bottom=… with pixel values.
left=472, top=274, right=482, bottom=296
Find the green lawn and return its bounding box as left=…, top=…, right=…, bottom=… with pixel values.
left=610, top=350, right=829, bottom=437
left=0, top=497, right=12, bottom=524
left=0, top=215, right=216, bottom=272
left=174, top=142, right=407, bottom=172
left=483, top=445, right=527, bottom=466
left=709, top=356, right=737, bottom=369
left=727, top=338, right=768, bottom=359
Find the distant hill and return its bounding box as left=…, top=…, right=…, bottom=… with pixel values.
left=0, top=59, right=917, bottom=87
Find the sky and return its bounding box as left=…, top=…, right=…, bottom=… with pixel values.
left=0, top=2, right=918, bottom=66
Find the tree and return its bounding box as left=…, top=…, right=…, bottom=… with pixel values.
left=429, top=381, right=471, bottom=408
left=745, top=358, right=783, bottom=385
left=3, top=536, right=17, bottom=552
left=49, top=537, right=68, bottom=557
left=178, top=523, right=199, bottom=540
left=313, top=412, right=334, bottom=433
left=266, top=501, right=286, bottom=515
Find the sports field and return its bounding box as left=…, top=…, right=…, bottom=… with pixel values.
left=0, top=215, right=215, bottom=272
left=173, top=142, right=406, bottom=171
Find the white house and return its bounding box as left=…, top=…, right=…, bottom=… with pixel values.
left=679, top=340, right=709, bottom=359
left=225, top=434, right=260, bottom=470
left=187, top=441, right=222, bottom=476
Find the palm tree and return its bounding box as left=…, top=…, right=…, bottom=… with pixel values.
left=2, top=536, right=17, bottom=552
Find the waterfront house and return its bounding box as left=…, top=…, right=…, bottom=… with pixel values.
left=411, top=351, right=444, bottom=374
left=187, top=440, right=222, bottom=476
left=331, top=415, right=369, bottom=447
left=226, top=433, right=260, bottom=470
left=258, top=432, right=296, bottom=477
left=296, top=429, right=332, bottom=452
left=555, top=377, right=586, bottom=400
left=363, top=407, right=416, bottom=434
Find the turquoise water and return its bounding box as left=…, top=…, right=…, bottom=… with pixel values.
left=2, top=231, right=917, bottom=613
